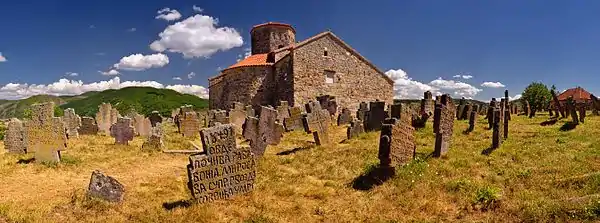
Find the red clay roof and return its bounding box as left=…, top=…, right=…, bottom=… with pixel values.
left=251, top=22, right=295, bottom=33
left=223, top=53, right=272, bottom=70
left=557, top=87, right=591, bottom=102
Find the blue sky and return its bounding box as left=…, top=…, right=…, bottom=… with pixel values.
left=0, top=0, right=598, bottom=100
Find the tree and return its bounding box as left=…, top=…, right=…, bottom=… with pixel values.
left=521, top=82, right=551, bottom=117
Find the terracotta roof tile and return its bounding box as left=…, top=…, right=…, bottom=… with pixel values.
left=252, top=22, right=295, bottom=33
left=223, top=54, right=272, bottom=70
left=557, top=87, right=591, bottom=102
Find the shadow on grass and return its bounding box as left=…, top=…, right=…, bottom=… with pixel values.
left=17, top=157, right=35, bottom=164
left=276, top=145, right=314, bottom=156
left=162, top=200, right=192, bottom=210
left=481, top=146, right=497, bottom=156
left=415, top=152, right=433, bottom=160
left=540, top=119, right=558, bottom=126
left=559, top=122, right=578, bottom=132
left=351, top=165, right=396, bottom=191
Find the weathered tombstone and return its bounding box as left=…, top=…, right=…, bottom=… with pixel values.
left=591, top=94, right=600, bottom=115
left=337, top=108, right=352, bottom=126
left=87, top=170, right=125, bottom=203
left=346, top=118, right=365, bottom=140
left=283, top=106, right=304, bottom=132
left=486, top=99, right=497, bottom=129
left=356, top=102, right=369, bottom=121
left=181, top=111, right=201, bottom=137
left=96, top=103, right=120, bottom=134
left=503, top=105, right=510, bottom=139
left=110, top=117, right=135, bottom=145
left=242, top=106, right=284, bottom=157
left=303, top=101, right=332, bottom=145
left=491, top=107, right=503, bottom=149
left=63, top=108, right=81, bottom=139
left=148, top=111, right=163, bottom=127
left=420, top=91, right=434, bottom=116
left=467, top=105, right=479, bottom=133
left=366, top=101, right=387, bottom=132
left=142, top=123, right=164, bottom=151
left=524, top=100, right=531, bottom=117
left=566, top=97, right=579, bottom=125
left=551, top=90, right=566, bottom=118
left=433, top=95, right=455, bottom=157
left=389, top=104, right=402, bottom=120
left=133, top=114, right=151, bottom=137
left=316, top=95, right=337, bottom=116
left=276, top=101, right=290, bottom=122
left=245, top=105, right=256, bottom=117
left=461, top=103, right=472, bottom=121
left=24, top=102, right=67, bottom=163
left=187, top=124, right=256, bottom=203
left=5, top=118, right=26, bottom=153
left=229, top=102, right=247, bottom=135
left=378, top=114, right=415, bottom=167
left=457, top=98, right=467, bottom=120
left=578, top=104, right=586, bottom=123
left=79, top=117, right=99, bottom=135
left=208, top=109, right=229, bottom=127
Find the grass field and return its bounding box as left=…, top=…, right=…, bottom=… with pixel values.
left=1, top=113, right=600, bottom=222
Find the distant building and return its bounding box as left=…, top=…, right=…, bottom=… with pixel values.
left=555, top=86, right=592, bottom=106
left=208, top=22, right=394, bottom=112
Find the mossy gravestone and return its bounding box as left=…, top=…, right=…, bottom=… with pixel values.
left=303, top=101, right=332, bottom=145
left=63, top=108, right=81, bottom=139
left=187, top=124, right=256, bottom=204
left=79, top=117, right=98, bottom=135
left=87, top=170, right=125, bottom=203
left=433, top=95, right=455, bottom=158
left=110, top=117, right=135, bottom=145
left=6, top=118, right=26, bottom=154
left=283, top=106, right=304, bottom=131
left=242, top=106, right=284, bottom=157
left=378, top=114, right=416, bottom=167
left=24, top=102, right=67, bottom=163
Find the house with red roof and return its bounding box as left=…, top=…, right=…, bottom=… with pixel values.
left=554, top=86, right=592, bottom=106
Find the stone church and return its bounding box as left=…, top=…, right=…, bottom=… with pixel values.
left=208, top=22, right=394, bottom=112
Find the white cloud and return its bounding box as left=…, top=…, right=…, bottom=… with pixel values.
left=453, top=74, right=473, bottom=79
left=187, top=72, right=196, bottom=79
left=155, top=8, right=182, bottom=21
left=510, top=94, right=522, bottom=101
left=66, top=72, right=78, bottom=77
left=0, top=52, right=6, bottom=62
left=113, top=53, right=169, bottom=71
left=150, top=14, right=243, bottom=58
left=173, top=77, right=182, bottom=80
left=429, top=78, right=482, bottom=98
left=0, top=77, right=208, bottom=100
left=128, top=28, right=137, bottom=32
left=192, top=5, right=203, bottom=12
left=237, top=47, right=252, bottom=62
left=481, top=81, right=506, bottom=88
left=99, top=69, right=120, bottom=76
left=385, top=69, right=482, bottom=99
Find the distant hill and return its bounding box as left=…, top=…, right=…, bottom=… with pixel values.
left=0, top=87, right=208, bottom=119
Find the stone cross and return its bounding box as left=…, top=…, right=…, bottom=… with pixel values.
left=63, top=108, right=81, bottom=139
left=467, top=105, right=479, bottom=133
left=433, top=94, right=455, bottom=158
left=110, top=117, right=135, bottom=145
left=188, top=124, right=256, bottom=204
left=346, top=118, right=365, bottom=140
left=283, top=106, right=304, bottom=131
left=148, top=111, right=163, bottom=127
left=180, top=111, right=201, bottom=137
left=303, top=101, right=331, bottom=145
left=229, top=102, right=247, bottom=135
left=378, top=115, right=416, bottom=167
left=96, top=103, right=120, bottom=134
left=24, top=102, right=67, bottom=163
left=79, top=117, right=99, bottom=135
left=5, top=118, right=26, bottom=154
left=356, top=102, right=369, bottom=121
left=243, top=106, right=284, bottom=156
left=276, top=101, right=290, bottom=122
left=366, top=101, right=387, bottom=132
left=142, top=123, right=164, bottom=151
left=337, top=108, right=352, bottom=126
left=133, top=114, right=151, bottom=137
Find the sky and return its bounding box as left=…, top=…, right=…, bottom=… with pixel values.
left=1, top=0, right=599, bottom=101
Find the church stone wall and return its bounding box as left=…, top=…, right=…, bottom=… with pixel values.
left=209, top=66, right=274, bottom=111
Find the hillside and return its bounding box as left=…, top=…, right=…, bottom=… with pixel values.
left=0, top=95, right=66, bottom=119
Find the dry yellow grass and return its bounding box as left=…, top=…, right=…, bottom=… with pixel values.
left=1, top=114, right=600, bottom=222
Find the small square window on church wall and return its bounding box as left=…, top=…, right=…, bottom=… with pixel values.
left=325, top=70, right=335, bottom=84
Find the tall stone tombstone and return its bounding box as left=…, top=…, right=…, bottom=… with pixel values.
left=591, top=94, right=600, bottom=115
left=181, top=111, right=201, bottom=137
left=5, top=118, right=26, bottom=153
left=457, top=98, right=467, bottom=120
left=551, top=90, right=566, bottom=118
left=389, top=104, right=402, bottom=120
left=96, top=103, right=120, bottom=135
left=148, top=111, right=163, bottom=127
left=187, top=124, right=256, bottom=203
left=433, top=94, right=455, bottom=158
left=378, top=112, right=416, bottom=167
left=133, top=114, right=151, bottom=137
left=303, top=101, right=332, bottom=145
left=366, top=101, right=387, bottom=132
left=142, top=123, right=164, bottom=151
left=228, top=102, right=247, bottom=136
left=337, top=108, right=352, bottom=126
left=578, top=103, right=586, bottom=123
left=420, top=91, right=434, bottom=116
left=356, top=102, right=369, bottom=121
left=316, top=95, right=337, bottom=116
left=503, top=104, right=510, bottom=139
left=566, top=97, right=579, bottom=125
left=276, top=101, right=290, bottom=122
left=283, top=106, right=304, bottom=131
left=208, top=109, right=229, bottom=127
left=242, top=106, right=284, bottom=157
left=486, top=98, right=497, bottom=129
left=110, top=117, right=135, bottom=145
left=24, top=102, right=67, bottom=163
left=79, top=117, right=99, bottom=135
left=524, top=100, right=531, bottom=117
left=347, top=118, right=365, bottom=140
left=491, top=107, right=503, bottom=149
left=467, top=105, right=479, bottom=132
left=63, top=108, right=81, bottom=139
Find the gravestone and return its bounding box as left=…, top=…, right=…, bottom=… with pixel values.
left=524, top=100, right=531, bottom=117
left=181, top=111, right=201, bottom=137
left=316, top=95, right=337, bottom=116
left=175, top=105, right=195, bottom=132
left=133, top=114, right=151, bottom=137
left=284, top=106, right=304, bottom=131
left=142, top=123, right=164, bottom=151
left=242, top=106, right=284, bottom=157
left=551, top=90, right=566, bottom=118
left=148, top=111, right=163, bottom=127
left=378, top=114, right=415, bottom=167
left=487, top=99, right=497, bottom=129
left=566, top=97, right=579, bottom=125
left=171, top=108, right=180, bottom=119
left=591, top=94, right=600, bottom=115
left=491, top=107, right=503, bottom=149
left=5, top=118, right=26, bottom=153
left=96, top=103, right=120, bottom=134
left=346, top=118, right=365, bottom=140
left=63, top=108, right=81, bottom=139
left=110, top=117, right=135, bottom=145
left=337, top=108, right=352, bottom=126
left=228, top=102, right=247, bottom=135
left=457, top=98, right=467, bottom=120
left=578, top=104, right=586, bottom=123
left=79, top=117, right=99, bottom=135
left=87, top=170, right=125, bottom=203
left=356, top=102, right=369, bottom=121
left=366, top=101, right=387, bottom=132
left=24, top=102, right=67, bottom=163
left=389, top=104, right=402, bottom=119
left=245, top=105, right=256, bottom=117
left=276, top=101, right=290, bottom=122
left=420, top=91, right=434, bottom=116
left=433, top=94, right=455, bottom=157
left=303, top=101, right=332, bottom=145
left=503, top=105, right=510, bottom=139
left=187, top=124, right=256, bottom=204
left=467, top=105, right=479, bottom=132
left=208, top=110, right=229, bottom=127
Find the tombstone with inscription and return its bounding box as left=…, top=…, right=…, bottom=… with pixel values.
left=24, top=102, right=67, bottom=163
left=378, top=114, right=415, bottom=167
left=337, top=108, right=352, bottom=126
left=503, top=104, right=510, bottom=139
left=242, top=106, right=284, bottom=157
left=96, top=103, right=120, bottom=135
left=148, top=111, right=163, bottom=127
left=133, top=114, right=151, bottom=137
left=433, top=94, right=455, bottom=157
left=142, top=123, right=164, bottom=151
left=229, top=102, right=247, bottom=135
left=283, top=106, right=304, bottom=132
left=181, top=111, right=201, bottom=137
left=347, top=118, right=365, bottom=140
left=421, top=91, right=435, bottom=116
left=303, top=101, right=332, bottom=145
left=110, top=117, right=135, bottom=145
left=5, top=118, right=26, bottom=153
left=63, top=108, right=81, bottom=139
left=366, top=101, right=387, bottom=132
left=187, top=124, right=256, bottom=204
left=79, top=117, right=99, bottom=135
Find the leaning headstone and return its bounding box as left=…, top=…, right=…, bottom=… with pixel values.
left=433, top=94, right=455, bottom=157
left=378, top=114, right=415, bottom=167
left=551, top=90, right=566, bottom=118
left=243, top=106, right=284, bottom=157
left=356, top=102, right=369, bottom=121
left=316, top=95, right=337, bottom=116
left=366, top=101, right=387, bottom=132
left=87, top=170, right=125, bottom=203
left=276, top=101, right=290, bottom=122
left=467, top=105, right=479, bottom=133
left=566, top=97, right=579, bottom=125
left=524, top=100, right=531, bottom=117
left=63, top=108, right=81, bottom=139
left=96, top=103, right=120, bottom=134
left=303, top=101, right=332, bottom=145
left=347, top=118, right=365, bottom=140
left=142, top=123, right=164, bottom=151
left=181, top=111, right=201, bottom=137
left=24, top=102, right=67, bottom=163
left=228, top=102, right=247, bottom=135
left=578, top=104, right=586, bottom=123
left=148, top=111, right=163, bottom=127
left=337, top=108, right=352, bottom=126
left=187, top=124, right=256, bottom=203
left=79, top=117, right=99, bottom=135
left=110, top=117, right=135, bottom=145
left=284, top=106, right=304, bottom=132
left=5, top=118, right=26, bottom=153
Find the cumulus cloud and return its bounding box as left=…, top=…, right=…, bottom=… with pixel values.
left=99, top=69, right=120, bottom=76
left=510, top=94, right=522, bottom=101
left=113, top=53, right=169, bottom=71
left=173, top=77, right=182, bottom=80
left=0, top=77, right=208, bottom=100
left=385, top=69, right=482, bottom=99
left=429, top=78, right=482, bottom=98
left=0, top=52, right=6, bottom=62
left=453, top=74, right=473, bottom=79
left=66, top=72, right=78, bottom=77
left=192, top=5, right=203, bottom=12
left=187, top=72, right=196, bottom=79
left=155, top=8, right=182, bottom=21
left=128, top=28, right=137, bottom=32
left=150, top=14, right=243, bottom=58
left=481, top=81, right=506, bottom=88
